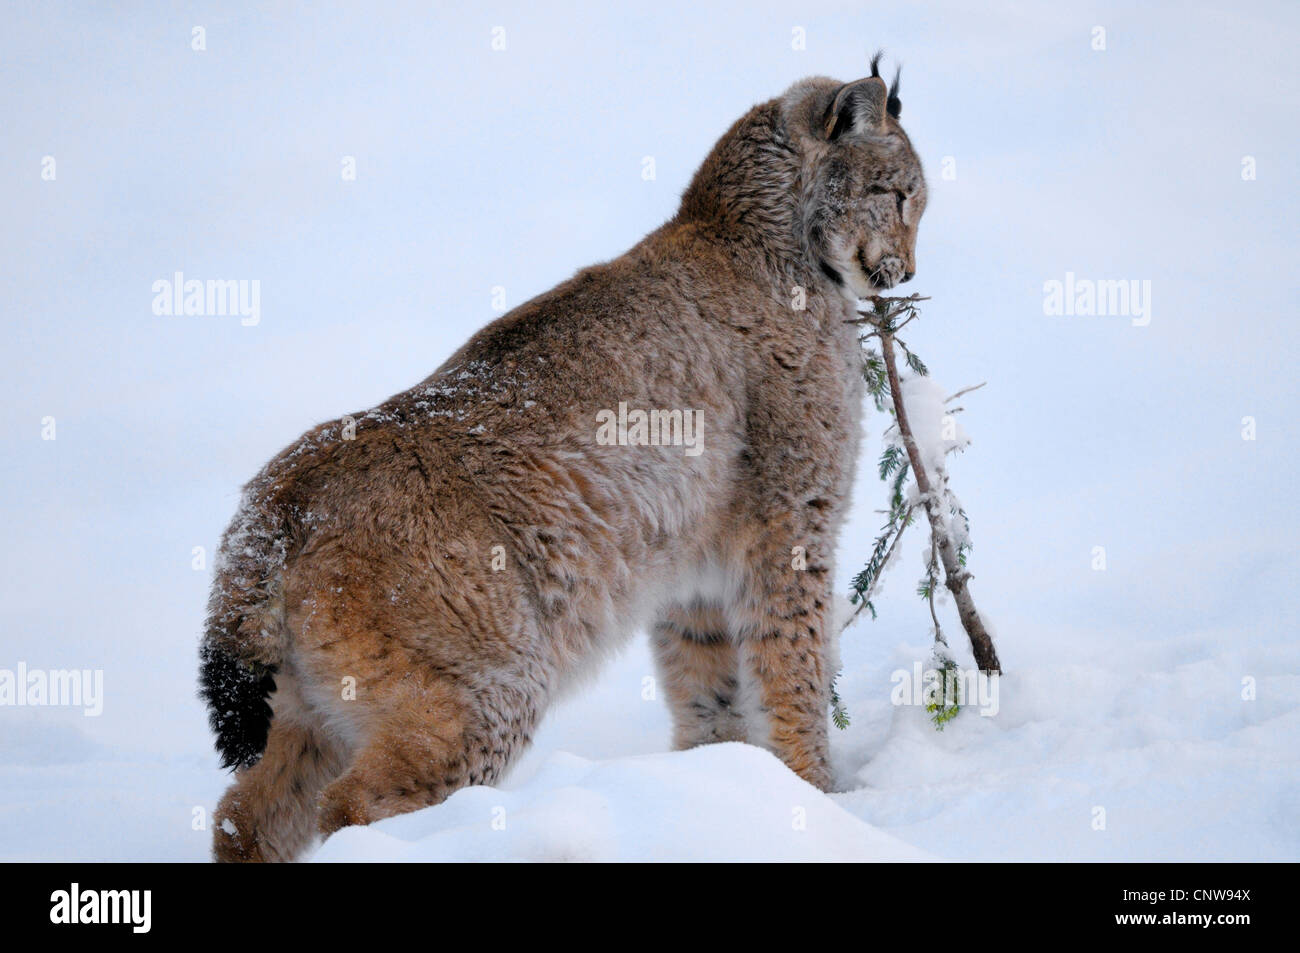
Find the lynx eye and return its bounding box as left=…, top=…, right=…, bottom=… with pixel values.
left=867, top=185, right=909, bottom=218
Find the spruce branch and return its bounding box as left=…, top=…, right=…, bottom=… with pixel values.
left=851, top=294, right=1002, bottom=674
left=843, top=502, right=914, bottom=632
left=924, top=536, right=945, bottom=649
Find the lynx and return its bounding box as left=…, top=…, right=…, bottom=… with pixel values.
left=201, top=57, right=927, bottom=862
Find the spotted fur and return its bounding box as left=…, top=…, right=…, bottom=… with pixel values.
left=202, top=68, right=927, bottom=862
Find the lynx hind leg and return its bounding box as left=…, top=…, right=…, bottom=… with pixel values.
left=315, top=668, right=469, bottom=836
left=212, top=674, right=348, bottom=863
left=652, top=604, right=750, bottom=749
left=315, top=668, right=543, bottom=838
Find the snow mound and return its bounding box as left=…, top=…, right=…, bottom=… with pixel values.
left=311, top=743, right=934, bottom=862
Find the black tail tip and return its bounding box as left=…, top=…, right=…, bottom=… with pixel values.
left=198, top=642, right=277, bottom=770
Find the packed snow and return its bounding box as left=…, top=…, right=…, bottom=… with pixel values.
left=313, top=745, right=933, bottom=862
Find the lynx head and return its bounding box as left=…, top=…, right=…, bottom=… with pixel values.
left=676, top=55, right=927, bottom=299
left=788, top=55, right=927, bottom=298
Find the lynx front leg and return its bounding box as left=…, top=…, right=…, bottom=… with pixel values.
left=739, top=555, right=834, bottom=791
left=652, top=604, right=749, bottom=748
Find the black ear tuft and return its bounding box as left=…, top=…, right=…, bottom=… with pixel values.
left=870, top=49, right=885, bottom=79
left=887, top=66, right=902, bottom=118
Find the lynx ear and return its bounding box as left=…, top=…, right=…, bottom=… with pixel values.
left=823, top=76, right=889, bottom=141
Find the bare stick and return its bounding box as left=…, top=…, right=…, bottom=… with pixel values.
left=945, top=382, right=987, bottom=403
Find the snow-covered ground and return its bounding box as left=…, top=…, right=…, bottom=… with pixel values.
left=3, top=1, right=1297, bottom=861
left=2, top=603, right=1295, bottom=861
left=315, top=619, right=1299, bottom=862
